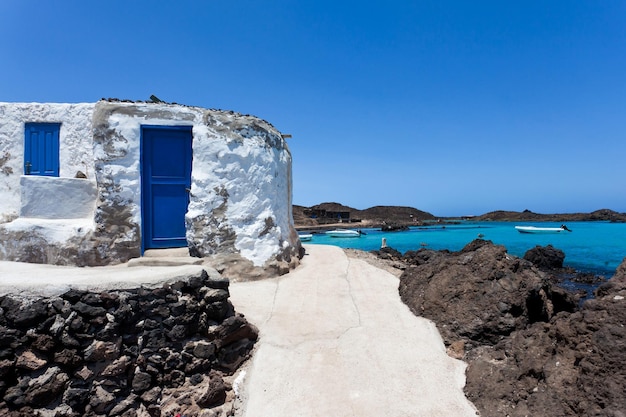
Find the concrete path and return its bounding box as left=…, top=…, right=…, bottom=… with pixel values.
left=229, top=244, right=478, bottom=417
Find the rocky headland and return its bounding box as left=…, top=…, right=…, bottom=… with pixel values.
left=371, top=241, right=626, bottom=416
left=471, top=208, right=626, bottom=223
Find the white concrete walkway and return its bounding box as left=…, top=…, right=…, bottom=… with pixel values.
left=230, top=244, right=478, bottom=417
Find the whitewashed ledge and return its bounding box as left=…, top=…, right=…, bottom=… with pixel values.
left=0, top=260, right=209, bottom=297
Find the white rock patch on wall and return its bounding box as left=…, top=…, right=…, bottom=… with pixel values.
left=186, top=111, right=298, bottom=268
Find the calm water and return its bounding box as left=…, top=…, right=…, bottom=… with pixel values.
left=305, top=221, right=626, bottom=277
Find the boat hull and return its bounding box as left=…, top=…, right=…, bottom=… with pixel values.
left=325, top=230, right=361, bottom=238
left=515, top=226, right=569, bottom=234
left=298, top=234, right=313, bottom=241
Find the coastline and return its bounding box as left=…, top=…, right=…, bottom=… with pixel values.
left=294, top=204, right=626, bottom=231
left=297, top=220, right=626, bottom=282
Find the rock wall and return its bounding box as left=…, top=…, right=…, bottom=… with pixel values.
left=0, top=270, right=258, bottom=417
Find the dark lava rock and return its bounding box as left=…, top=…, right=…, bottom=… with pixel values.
left=380, top=223, right=409, bottom=232
left=371, top=246, right=402, bottom=261
left=395, top=240, right=626, bottom=417
left=1, top=298, right=48, bottom=327
left=465, top=261, right=626, bottom=416
left=195, top=371, right=227, bottom=408
left=23, top=366, right=69, bottom=407
left=570, top=271, right=606, bottom=284
left=131, top=371, right=153, bottom=393
left=0, top=269, right=258, bottom=416
left=399, top=240, right=577, bottom=346
left=63, top=387, right=90, bottom=410
left=524, top=244, right=565, bottom=269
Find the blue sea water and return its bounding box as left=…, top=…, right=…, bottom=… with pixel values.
left=305, top=221, right=626, bottom=278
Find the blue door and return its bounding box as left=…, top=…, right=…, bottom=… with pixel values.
left=141, top=126, right=193, bottom=250
left=24, top=123, right=60, bottom=176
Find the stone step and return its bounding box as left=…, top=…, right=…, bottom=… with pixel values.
left=126, top=257, right=204, bottom=267
left=143, top=248, right=191, bottom=258
left=127, top=248, right=203, bottom=267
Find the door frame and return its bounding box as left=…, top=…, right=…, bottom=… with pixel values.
left=140, top=125, right=193, bottom=253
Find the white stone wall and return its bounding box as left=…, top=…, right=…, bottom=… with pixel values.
left=94, top=102, right=299, bottom=268
left=0, top=101, right=300, bottom=271
left=0, top=103, right=95, bottom=222
left=20, top=176, right=97, bottom=219
left=187, top=112, right=296, bottom=267
left=92, top=103, right=196, bottom=240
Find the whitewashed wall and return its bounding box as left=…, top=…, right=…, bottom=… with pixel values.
left=0, top=100, right=300, bottom=272
left=93, top=101, right=299, bottom=269
left=186, top=110, right=297, bottom=267
left=0, top=103, right=95, bottom=222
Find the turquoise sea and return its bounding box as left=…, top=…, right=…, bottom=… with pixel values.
left=305, top=221, right=626, bottom=278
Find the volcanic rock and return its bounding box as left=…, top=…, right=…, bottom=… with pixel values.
left=399, top=240, right=577, bottom=346
left=0, top=269, right=258, bottom=416
left=380, top=223, right=409, bottom=232
left=395, top=240, right=626, bottom=416
left=523, top=244, right=565, bottom=269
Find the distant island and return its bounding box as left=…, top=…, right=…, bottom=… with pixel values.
left=293, top=203, right=626, bottom=229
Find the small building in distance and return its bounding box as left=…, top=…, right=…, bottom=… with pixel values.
left=303, top=207, right=352, bottom=223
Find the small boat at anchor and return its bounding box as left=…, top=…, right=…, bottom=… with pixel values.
left=298, top=233, right=313, bottom=242
left=515, top=225, right=572, bottom=234
left=325, top=229, right=362, bottom=238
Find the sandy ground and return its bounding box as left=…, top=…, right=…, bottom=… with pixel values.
left=229, top=244, right=478, bottom=417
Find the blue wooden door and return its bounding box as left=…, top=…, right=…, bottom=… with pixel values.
left=141, top=126, right=193, bottom=250
left=24, top=123, right=60, bottom=176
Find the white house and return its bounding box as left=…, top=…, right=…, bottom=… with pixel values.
left=0, top=99, right=301, bottom=273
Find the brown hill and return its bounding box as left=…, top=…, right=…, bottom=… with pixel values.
left=359, top=205, right=436, bottom=224
left=293, top=202, right=436, bottom=229
left=294, top=204, right=626, bottom=229
left=473, top=208, right=626, bottom=222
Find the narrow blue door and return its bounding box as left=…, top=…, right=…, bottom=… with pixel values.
left=141, top=126, right=193, bottom=250
left=24, top=123, right=60, bottom=176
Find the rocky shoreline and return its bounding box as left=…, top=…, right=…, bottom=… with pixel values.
left=370, top=241, right=626, bottom=416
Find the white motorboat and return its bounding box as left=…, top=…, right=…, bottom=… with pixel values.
left=325, top=229, right=362, bottom=238
left=515, top=225, right=572, bottom=234
left=298, top=233, right=313, bottom=241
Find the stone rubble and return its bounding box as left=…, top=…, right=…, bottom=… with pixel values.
left=0, top=269, right=258, bottom=417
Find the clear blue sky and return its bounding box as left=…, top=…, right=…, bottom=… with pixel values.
left=2, top=1, right=625, bottom=216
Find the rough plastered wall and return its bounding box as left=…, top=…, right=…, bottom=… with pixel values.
left=187, top=110, right=301, bottom=275
left=93, top=101, right=301, bottom=273
left=0, top=100, right=300, bottom=273
left=90, top=102, right=197, bottom=264
left=0, top=103, right=95, bottom=223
